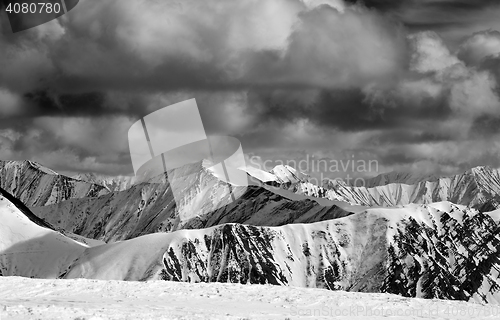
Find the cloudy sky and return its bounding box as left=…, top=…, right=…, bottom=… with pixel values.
left=1, top=0, right=500, bottom=180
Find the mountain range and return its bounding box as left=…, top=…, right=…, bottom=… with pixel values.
left=1, top=159, right=500, bottom=304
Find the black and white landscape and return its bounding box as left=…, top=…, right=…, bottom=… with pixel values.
left=2, top=0, right=500, bottom=319
left=2, top=160, right=500, bottom=318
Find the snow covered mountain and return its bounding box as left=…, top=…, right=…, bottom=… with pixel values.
left=0, top=160, right=109, bottom=207
left=61, top=201, right=500, bottom=304
left=0, top=159, right=354, bottom=242
left=325, top=166, right=500, bottom=210
left=269, top=165, right=500, bottom=210
left=72, top=172, right=136, bottom=192
left=3, top=160, right=500, bottom=304
left=31, top=161, right=353, bottom=242
left=246, top=164, right=500, bottom=211
left=3, top=159, right=500, bottom=245
left=270, top=164, right=310, bottom=185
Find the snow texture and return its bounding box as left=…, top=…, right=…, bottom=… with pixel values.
left=0, top=276, right=498, bottom=320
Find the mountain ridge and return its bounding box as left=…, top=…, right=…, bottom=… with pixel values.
left=61, top=201, right=500, bottom=304
left=0, top=160, right=109, bottom=207
left=3, top=158, right=500, bottom=304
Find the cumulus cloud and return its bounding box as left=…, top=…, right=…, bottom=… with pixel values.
left=356, top=29, right=500, bottom=174
left=33, top=116, right=135, bottom=155
left=409, top=31, right=461, bottom=73
left=368, top=31, right=500, bottom=121
left=0, top=129, right=21, bottom=159
left=0, top=0, right=408, bottom=96
left=244, top=5, right=407, bottom=89
left=0, top=116, right=136, bottom=174
left=449, top=70, right=500, bottom=116
left=411, top=32, right=500, bottom=118
left=458, top=30, right=500, bottom=65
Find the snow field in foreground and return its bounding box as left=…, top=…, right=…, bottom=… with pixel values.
left=0, top=277, right=499, bottom=320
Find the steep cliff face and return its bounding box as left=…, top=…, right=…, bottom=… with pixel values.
left=159, top=218, right=389, bottom=292
left=63, top=202, right=500, bottom=304
left=0, top=160, right=109, bottom=207
left=382, top=202, right=500, bottom=303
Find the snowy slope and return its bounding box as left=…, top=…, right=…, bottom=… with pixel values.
left=1, top=277, right=496, bottom=320
left=486, top=208, right=500, bottom=222
left=239, top=165, right=278, bottom=183
left=0, top=160, right=109, bottom=207
left=0, top=188, right=87, bottom=278
left=271, top=164, right=310, bottom=185
left=59, top=202, right=500, bottom=304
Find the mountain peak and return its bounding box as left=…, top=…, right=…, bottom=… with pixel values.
left=469, top=165, right=494, bottom=174
left=270, top=164, right=309, bottom=184
left=25, top=160, right=59, bottom=175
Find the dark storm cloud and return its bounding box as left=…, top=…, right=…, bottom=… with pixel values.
left=242, top=5, right=407, bottom=89
left=0, top=0, right=405, bottom=96
left=0, top=0, right=500, bottom=176
left=346, top=0, right=500, bottom=46
left=0, top=0, right=405, bottom=121
left=239, top=84, right=453, bottom=135
left=346, top=0, right=500, bottom=11
left=481, top=56, right=500, bottom=86
left=470, top=115, right=500, bottom=138
left=309, top=89, right=452, bottom=130
left=366, top=128, right=455, bottom=145
left=0, top=115, right=136, bottom=174
left=22, top=91, right=109, bottom=117
left=376, top=149, right=422, bottom=167
left=378, top=144, right=500, bottom=169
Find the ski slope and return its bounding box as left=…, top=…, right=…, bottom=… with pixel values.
left=0, top=276, right=497, bottom=320
left=0, top=191, right=87, bottom=278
